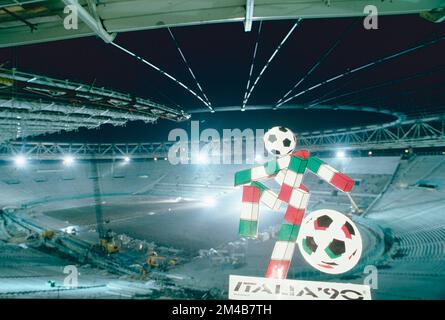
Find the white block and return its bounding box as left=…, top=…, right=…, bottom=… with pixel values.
left=274, top=170, right=286, bottom=185
left=289, top=188, right=310, bottom=209
left=277, top=155, right=291, bottom=169
left=317, top=164, right=337, bottom=182
left=272, top=198, right=282, bottom=211
left=240, top=202, right=259, bottom=221
left=283, top=170, right=303, bottom=187
left=251, top=165, right=268, bottom=180
left=271, top=241, right=295, bottom=261
left=261, top=189, right=281, bottom=210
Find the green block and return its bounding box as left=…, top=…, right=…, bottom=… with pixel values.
left=251, top=181, right=267, bottom=195
left=234, top=169, right=251, bottom=186
left=239, top=219, right=258, bottom=237
left=307, top=156, right=324, bottom=173
left=277, top=224, right=300, bottom=242
left=263, top=160, right=280, bottom=175
left=288, top=157, right=307, bottom=174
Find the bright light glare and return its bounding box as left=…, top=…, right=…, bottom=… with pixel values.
left=336, top=150, right=346, bottom=158
left=63, top=155, right=74, bottom=166
left=123, top=156, right=130, bottom=163
left=202, top=196, right=216, bottom=207
left=14, top=155, right=26, bottom=167
left=255, top=154, right=263, bottom=163
left=62, top=226, right=77, bottom=235
left=198, top=153, right=208, bottom=164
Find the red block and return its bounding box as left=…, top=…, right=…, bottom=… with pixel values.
left=278, top=183, right=293, bottom=203
left=264, top=260, right=291, bottom=279
left=284, top=206, right=305, bottom=225
left=242, top=185, right=261, bottom=203
left=330, top=172, right=354, bottom=192
left=291, top=149, right=310, bottom=159
left=299, top=183, right=309, bottom=193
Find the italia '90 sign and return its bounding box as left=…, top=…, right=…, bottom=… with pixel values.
left=229, top=275, right=372, bottom=300
left=232, top=126, right=371, bottom=300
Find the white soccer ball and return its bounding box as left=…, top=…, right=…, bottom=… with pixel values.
left=297, top=209, right=362, bottom=275
left=263, top=126, right=296, bottom=156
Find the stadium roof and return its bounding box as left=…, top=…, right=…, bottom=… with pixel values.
left=0, top=1, right=444, bottom=143
left=0, top=0, right=444, bottom=48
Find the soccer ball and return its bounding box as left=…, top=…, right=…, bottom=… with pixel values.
left=263, top=126, right=296, bottom=156
left=297, top=209, right=362, bottom=274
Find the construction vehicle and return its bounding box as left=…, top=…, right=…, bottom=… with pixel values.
left=41, top=230, right=55, bottom=240
left=146, top=251, right=177, bottom=271
left=0, top=77, right=13, bottom=86
left=90, top=158, right=119, bottom=255
left=99, top=238, right=119, bottom=254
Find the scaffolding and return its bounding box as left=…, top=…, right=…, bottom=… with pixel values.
left=0, top=113, right=443, bottom=161
left=0, top=68, right=189, bottom=141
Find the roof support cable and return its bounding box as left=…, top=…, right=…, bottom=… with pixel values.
left=311, top=65, right=445, bottom=107
left=275, top=34, right=445, bottom=109
left=274, top=20, right=357, bottom=108
left=167, top=27, right=213, bottom=111
left=62, top=1, right=199, bottom=113
left=241, top=21, right=262, bottom=111
left=242, top=19, right=302, bottom=111
left=110, top=41, right=212, bottom=112
left=345, top=81, right=445, bottom=110
left=306, top=76, right=357, bottom=107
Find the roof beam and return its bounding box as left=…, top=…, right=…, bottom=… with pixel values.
left=62, top=0, right=116, bottom=43
left=1, top=7, right=37, bottom=32
left=244, top=0, right=254, bottom=32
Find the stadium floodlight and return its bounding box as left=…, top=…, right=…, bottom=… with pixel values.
left=336, top=150, right=346, bottom=159
left=154, top=157, right=158, bottom=161
left=198, top=153, right=209, bottom=164
left=14, top=155, right=27, bottom=167
left=368, top=151, right=373, bottom=156
left=203, top=196, right=216, bottom=207
left=164, top=157, right=168, bottom=161
left=63, top=155, right=75, bottom=166
left=404, top=149, right=409, bottom=153
left=123, top=156, right=131, bottom=163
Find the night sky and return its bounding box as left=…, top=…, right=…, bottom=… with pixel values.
left=0, top=14, right=444, bottom=142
